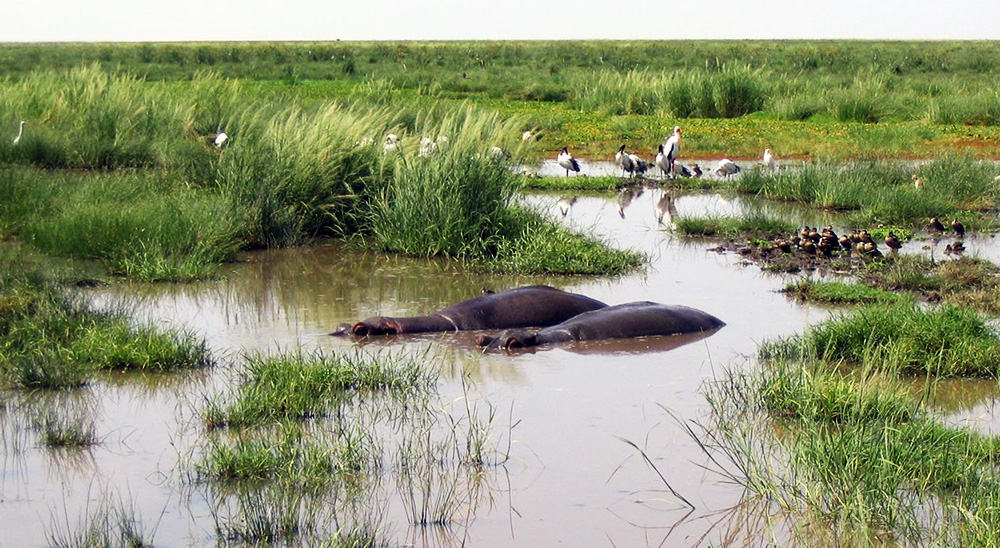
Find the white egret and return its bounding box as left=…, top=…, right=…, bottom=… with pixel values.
left=714, top=158, right=741, bottom=178
left=12, top=120, right=25, bottom=145
left=214, top=132, right=228, bottom=148
left=762, top=148, right=776, bottom=170
left=663, top=126, right=682, bottom=177
left=557, top=147, right=581, bottom=177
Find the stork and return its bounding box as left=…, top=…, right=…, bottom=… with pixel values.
left=557, top=147, right=581, bottom=177
left=662, top=126, right=682, bottom=177
left=12, top=120, right=25, bottom=145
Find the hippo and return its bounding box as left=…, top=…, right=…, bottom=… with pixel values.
left=476, top=301, right=724, bottom=350
left=331, top=285, right=609, bottom=337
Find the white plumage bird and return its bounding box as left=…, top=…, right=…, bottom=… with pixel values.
left=663, top=126, right=682, bottom=177
left=557, top=147, right=581, bottom=177
left=762, top=148, right=776, bottom=170
left=383, top=133, right=399, bottom=155
left=12, top=120, right=25, bottom=145
left=615, top=145, right=648, bottom=178
left=418, top=137, right=437, bottom=157
left=213, top=132, right=228, bottom=148
left=714, top=158, right=741, bottom=178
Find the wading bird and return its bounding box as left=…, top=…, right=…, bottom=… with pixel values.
left=762, top=148, right=776, bottom=170
left=714, top=158, right=741, bottom=178
left=615, top=145, right=647, bottom=178
left=952, top=218, right=965, bottom=237
left=213, top=132, right=228, bottom=148
left=654, top=145, right=670, bottom=177
left=663, top=126, right=682, bottom=177
left=12, top=120, right=25, bottom=145
left=557, top=147, right=581, bottom=177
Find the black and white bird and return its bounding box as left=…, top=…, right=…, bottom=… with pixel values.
left=655, top=193, right=677, bottom=224
left=662, top=126, right=682, bottom=177
left=557, top=147, right=581, bottom=177
left=213, top=132, right=228, bottom=149
left=12, top=120, right=25, bottom=145
left=615, top=145, right=647, bottom=178
left=654, top=144, right=670, bottom=177
left=714, top=158, right=741, bottom=178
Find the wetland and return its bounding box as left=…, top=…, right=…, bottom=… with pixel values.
left=3, top=41, right=1000, bottom=547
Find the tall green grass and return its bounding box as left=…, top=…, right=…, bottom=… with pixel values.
left=761, top=302, right=1000, bottom=377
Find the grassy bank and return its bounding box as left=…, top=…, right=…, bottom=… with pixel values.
left=0, top=66, right=640, bottom=281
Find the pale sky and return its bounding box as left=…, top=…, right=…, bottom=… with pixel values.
left=3, top=0, right=999, bottom=42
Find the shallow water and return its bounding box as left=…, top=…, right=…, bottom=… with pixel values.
left=2, top=187, right=998, bottom=547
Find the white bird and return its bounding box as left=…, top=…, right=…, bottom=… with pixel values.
left=654, top=144, right=670, bottom=177
left=663, top=126, right=682, bottom=178
left=522, top=130, right=534, bottom=142
left=436, top=135, right=449, bottom=148
left=213, top=132, right=228, bottom=148
left=13, top=120, right=25, bottom=145
left=615, top=145, right=647, bottom=178
left=762, top=148, right=776, bottom=170
left=490, top=146, right=510, bottom=159
left=557, top=147, right=581, bottom=177
left=714, top=158, right=741, bottom=178
left=383, top=133, right=399, bottom=155
left=418, top=137, right=437, bottom=157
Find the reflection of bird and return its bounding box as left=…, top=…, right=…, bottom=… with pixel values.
left=557, top=147, right=581, bottom=177
left=13, top=120, right=25, bottom=145
left=557, top=196, right=577, bottom=217
left=714, top=158, right=741, bottom=177
left=762, top=148, right=776, bottom=170
left=929, top=217, right=945, bottom=233
left=616, top=187, right=641, bottom=218
left=951, top=219, right=965, bottom=237
left=655, top=193, right=677, bottom=224
left=663, top=126, right=682, bottom=177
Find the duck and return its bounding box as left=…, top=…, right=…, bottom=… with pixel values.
left=929, top=217, right=946, bottom=232
left=885, top=232, right=902, bottom=251
left=951, top=219, right=965, bottom=237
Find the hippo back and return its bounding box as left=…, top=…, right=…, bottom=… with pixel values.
left=438, top=285, right=608, bottom=330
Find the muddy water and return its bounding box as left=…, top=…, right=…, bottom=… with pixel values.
left=2, top=188, right=998, bottom=547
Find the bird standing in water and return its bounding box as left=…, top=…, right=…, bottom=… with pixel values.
left=663, top=126, right=682, bottom=177
left=762, top=148, right=776, bottom=170
left=557, top=147, right=581, bottom=177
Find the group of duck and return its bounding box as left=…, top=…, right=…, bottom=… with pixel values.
left=767, top=218, right=966, bottom=260
left=556, top=125, right=761, bottom=180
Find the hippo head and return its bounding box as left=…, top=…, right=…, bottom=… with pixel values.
left=476, top=330, right=539, bottom=350
left=350, top=317, right=402, bottom=337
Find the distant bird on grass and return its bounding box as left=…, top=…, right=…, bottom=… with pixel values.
left=714, top=158, right=741, bottom=178
left=663, top=126, right=682, bottom=177
left=12, top=120, right=25, bottom=145
left=912, top=174, right=924, bottom=189
left=557, top=147, right=581, bottom=177
left=885, top=232, right=902, bottom=251
left=929, top=217, right=945, bottom=233
left=762, top=148, right=776, bottom=170
left=213, top=132, right=228, bottom=149
left=383, top=134, right=399, bottom=155
left=418, top=137, right=437, bottom=157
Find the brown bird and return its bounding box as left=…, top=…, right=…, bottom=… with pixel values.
left=929, top=217, right=945, bottom=232
left=839, top=234, right=853, bottom=250
left=885, top=232, right=902, bottom=251
left=912, top=174, right=923, bottom=189
left=952, top=241, right=966, bottom=252
left=952, top=219, right=965, bottom=237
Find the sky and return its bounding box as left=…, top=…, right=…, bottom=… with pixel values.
left=3, top=0, right=1000, bottom=42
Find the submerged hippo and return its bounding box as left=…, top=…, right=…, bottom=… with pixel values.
left=331, top=285, right=608, bottom=337
left=476, top=301, right=724, bottom=350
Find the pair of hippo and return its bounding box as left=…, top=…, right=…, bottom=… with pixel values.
left=331, top=285, right=724, bottom=350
